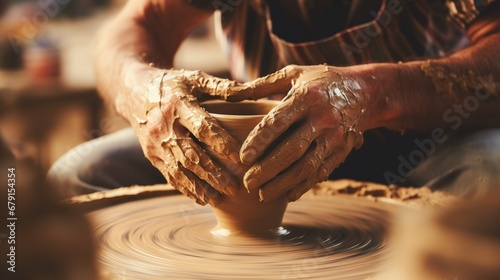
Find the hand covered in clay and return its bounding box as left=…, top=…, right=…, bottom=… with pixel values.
left=240, top=65, right=367, bottom=202
left=131, top=69, right=261, bottom=206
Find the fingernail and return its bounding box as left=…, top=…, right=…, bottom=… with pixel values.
left=245, top=177, right=260, bottom=192
left=240, top=147, right=257, bottom=164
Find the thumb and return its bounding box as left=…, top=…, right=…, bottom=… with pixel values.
left=187, top=66, right=300, bottom=102
left=233, top=65, right=301, bottom=101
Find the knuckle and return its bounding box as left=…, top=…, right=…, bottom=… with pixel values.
left=195, top=118, right=218, bottom=140
left=300, top=162, right=317, bottom=177
left=317, top=108, right=340, bottom=126
left=290, top=138, right=312, bottom=154
left=308, top=154, right=323, bottom=170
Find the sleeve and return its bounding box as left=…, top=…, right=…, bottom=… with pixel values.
left=446, top=0, right=498, bottom=28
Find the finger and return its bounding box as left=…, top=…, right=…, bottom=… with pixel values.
left=157, top=152, right=206, bottom=205
left=167, top=172, right=206, bottom=206
left=240, top=85, right=314, bottom=164
left=186, top=66, right=300, bottom=102
left=286, top=154, right=341, bottom=203
left=165, top=136, right=240, bottom=196
left=185, top=70, right=253, bottom=101
left=243, top=121, right=319, bottom=192
left=159, top=151, right=223, bottom=207
left=230, top=65, right=302, bottom=101
left=176, top=164, right=223, bottom=207
left=167, top=171, right=223, bottom=207
left=258, top=136, right=330, bottom=202
left=287, top=132, right=360, bottom=202
left=175, top=98, right=241, bottom=163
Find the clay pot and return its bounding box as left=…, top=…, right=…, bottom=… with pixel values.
left=201, top=100, right=288, bottom=237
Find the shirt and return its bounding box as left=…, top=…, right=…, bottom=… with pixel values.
left=185, top=0, right=497, bottom=81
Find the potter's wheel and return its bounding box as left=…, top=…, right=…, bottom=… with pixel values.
left=85, top=186, right=411, bottom=280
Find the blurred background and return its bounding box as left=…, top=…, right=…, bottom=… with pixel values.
left=0, top=0, right=228, bottom=174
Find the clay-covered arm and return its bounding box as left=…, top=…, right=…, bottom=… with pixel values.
left=359, top=4, right=500, bottom=133
left=239, top=5, right=500, bottom=202
left=93, top=0, right=254, bottom=206
left=94, top=0, right=210, bottom=117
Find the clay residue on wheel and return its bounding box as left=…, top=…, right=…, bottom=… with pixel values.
left=309, top=179, right=458, bottom=207
left=66, top=185, right=176, bottom=212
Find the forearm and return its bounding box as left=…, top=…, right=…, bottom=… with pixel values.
left=358, top=26, right=500, bottom=133
left=94, top=14, right=165, bottom=125
left=93, top=0, right=211, bottom=122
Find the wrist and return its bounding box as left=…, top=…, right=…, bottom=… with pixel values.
left=117, top=61, right=169, bottom=122
left=350, top=63, right=406, bottom=131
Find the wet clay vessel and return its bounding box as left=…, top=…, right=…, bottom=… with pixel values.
left=202, top=100, right=288, bottom=236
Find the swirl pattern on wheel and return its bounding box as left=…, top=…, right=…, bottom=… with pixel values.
left=90, top=194, right=403, bottom=279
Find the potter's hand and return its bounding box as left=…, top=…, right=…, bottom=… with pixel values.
left=240, top=65, right=366, bottom=202
left=133, top=69, right=254, bottom=206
